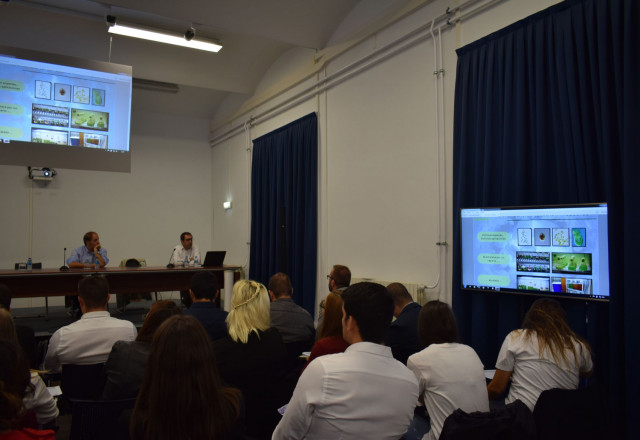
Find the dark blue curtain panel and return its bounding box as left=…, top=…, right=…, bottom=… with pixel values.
left=250, top=112, right=318, bottom=316
left=451, top=0, right=639, bottom=436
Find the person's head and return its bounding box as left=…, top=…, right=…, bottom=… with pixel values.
left=0, top=338, right=31, bottom=431
left=136, top=300, right=183, bottom=343
left=329, top=264, right=351, bottom=291
left=0, top=284, right=11, bottom=310
left=268, top=272, right=293, bottom=300
left=387, top=282, right=413, bottom=317
left=522, top=298, right=590, bottom=366
left=0, top=308, right=17, bottom=342
left=418, top=300, right=458, bottom=348
left=318, top=291, right=345, bottom=339
left=180, top=232, right=193, bottom=250
left=77, top=275, right=110, bottom=312
left=226, top=280, right=270, bottom=344
left=83, top=231, right=100, bottom=252
left=131, top=315, right=240, bottom=440
left=341, top=282, right=393, bottom=344
left=189, top=271, right=219, bottom=301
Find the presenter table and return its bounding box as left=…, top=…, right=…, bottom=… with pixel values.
left=0, top=265, right=242, bottom=312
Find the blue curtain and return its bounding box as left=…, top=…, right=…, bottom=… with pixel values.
left=249, top=112, right=318, bottom=316
left=452, top=0, right=639, bottom=436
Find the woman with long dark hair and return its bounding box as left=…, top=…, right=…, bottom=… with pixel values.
left=0, top=338, right=56, bottom=440
left=102, top=300, right=182, bottom=400
left=487, top=298, right=593, bottom=411
left=407, top=300, right=489, bottom=440
left=130, top=315, right=242, bottom=440
left=303, top=291, right=349, bottom=371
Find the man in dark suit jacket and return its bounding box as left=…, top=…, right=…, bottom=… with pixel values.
left=184, top=271, right=228, bottom=341
left=0, top=284, right=39, bottom=368
left=384, top=282, right=422, bottom=364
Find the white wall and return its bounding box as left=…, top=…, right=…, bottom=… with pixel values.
left=2, top=109, right=213, bottom=308
left=209, top=0, right=561, bottom=311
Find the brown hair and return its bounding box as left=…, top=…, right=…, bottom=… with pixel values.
left=0, top=339, right=30, bottom=430
left=418, top=300, right=459, bottom=347
left=131, top=315, right=241, bottom=440
left=83, top=231, right=97, bottom=245
left=318, top=292, right=345, bottom=339
left=331, top=265, right=351, bottom=288
left=521, top=299, right=591, bottom=367
left=0, top=308, right=17, bottom=342
left=268, top=272, right=293, bottom=298
left=78, top=275, right=109, bottom=309
left=136, top=301, right=182, bottom=343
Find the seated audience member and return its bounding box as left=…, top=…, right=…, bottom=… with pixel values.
left=407, top=300, right=489, bottom=440
left=273, top=282, right=419, bottom=440
left=317, top=264, right=351, bottom=326
left=0, top=285, right=38, bottom=369
left=0, top=339, right=56, bottom=440
left=130, top=315, right=242, bottom=440
left=385, top=282, right=422, bottom=364
left=0, top=311, right=58, bottom=431
left=102, top=300, right=182, bottom=400
left=268, top=272, right=315, bottom=354
left=213, top=280, right=289, bottom=440
left=184, top=271, right=228, bottom=341
left=44, top=275, right=138, bottom=372
left=487, top=298, right=593, bottom=411
left=302, top=291, right=349, bottom=372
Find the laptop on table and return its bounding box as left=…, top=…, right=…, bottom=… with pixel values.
left=201, top=251, right=226, bottom=267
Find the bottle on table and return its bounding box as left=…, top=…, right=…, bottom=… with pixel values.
left=184, top=255, right=189, bottom=268
left=26, top=257, right=32, bottom=271
left=194, top=255, right=199, bottom=267
left=94, top=256, right=100, bottom=270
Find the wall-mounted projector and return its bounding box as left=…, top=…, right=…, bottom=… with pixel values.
left=28, top=166, right=57, bottom=181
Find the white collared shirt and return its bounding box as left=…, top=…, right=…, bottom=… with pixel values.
left=44, top=311, right=137, bottom=372
left=169, top=244, right=201, bottom=265
left=272, top=342, right=419, bottom=440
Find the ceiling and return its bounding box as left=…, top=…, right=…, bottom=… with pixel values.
left=0, top=0, right=402, bottom=120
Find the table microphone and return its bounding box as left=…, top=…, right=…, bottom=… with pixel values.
left=166, top=246, right=177, bottom=268
left=60, top=247, right=69, bottom=271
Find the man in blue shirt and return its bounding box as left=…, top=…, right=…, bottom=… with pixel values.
left=184, top=271, right=228, bottom=341
left=67, top=231, right=109, bottom=268
left=66, top=231, right=109, bottom=316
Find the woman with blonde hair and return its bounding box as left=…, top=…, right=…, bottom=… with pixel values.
left=303, top=291, right=349, bottom=371
left=213, top=280, right=289, bottom=440
left=488, top=298, right=593, bottom=411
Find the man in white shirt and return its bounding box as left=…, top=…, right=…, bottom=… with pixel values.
left=273, top=282, right=419, bottom=440
left=44, top=275, right=137, bottom=372
left=169, top=231, right=201, bottom=267
left=169, top=231, right=201, bottom=308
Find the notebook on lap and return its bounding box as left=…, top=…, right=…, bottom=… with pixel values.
left=202, top=251, right=226, bottom=267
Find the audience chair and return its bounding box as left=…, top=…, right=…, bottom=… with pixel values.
left=439, top=399, right=536, bottom=440
left=61, top=363, right=106, bottom=400
left=69, top=397, right=136, bottom=440
left=533, top=383, right=611, bottom=440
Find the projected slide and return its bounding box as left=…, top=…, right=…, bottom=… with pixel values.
left=460, top=205, right=610, bottom=300
left=0, top=49, right=130, bottom=153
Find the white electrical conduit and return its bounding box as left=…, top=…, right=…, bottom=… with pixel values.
left=210, top=0, right=506, bottom=147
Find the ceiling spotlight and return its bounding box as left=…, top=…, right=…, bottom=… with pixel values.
left=185, top=27, right=196, bottom=41
left=106, top=16, right=222, bottom=53
left=223, top=201, right=232, bottom=210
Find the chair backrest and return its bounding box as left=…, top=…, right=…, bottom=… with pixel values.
left=121, top=258, right=145, bottom=268
left=70, top=398, right=137, bottom=440
left=440, top=399, right=536, bottom=440
left=533, top=383, right=611, bottom=440
left=61, top=363, right=106, bottom=400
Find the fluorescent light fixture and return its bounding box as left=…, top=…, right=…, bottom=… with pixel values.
left=223, top=201, right=232, bottom=210
left=108, top=23, right=222, bottom=53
